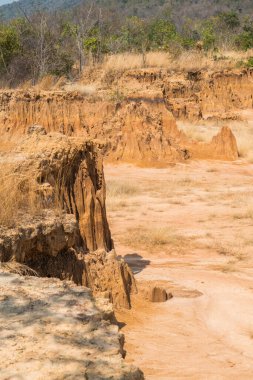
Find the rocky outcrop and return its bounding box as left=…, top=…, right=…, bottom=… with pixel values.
left=183, top=125, right=239, bottom=160
left=163, top=68, right=253, bottom=121
left=0, top=131, right=136, bottom=309
left=149, top=287, right=168, bottom=303
left=0, top=90, right=187, bottom=164
left=0, top=88, right=239, bottom=164
left=0, top=271, right=144, bottom=379
left=210, top=126, right=239, bottom=160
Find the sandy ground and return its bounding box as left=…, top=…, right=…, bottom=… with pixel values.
left=105, top=160, right=253, bottom=380
left=0, top=272, right=138, bottom=380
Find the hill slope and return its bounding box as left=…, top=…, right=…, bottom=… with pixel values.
left=1, top=0, right=253, bottom=22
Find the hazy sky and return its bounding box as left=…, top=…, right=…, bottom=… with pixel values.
left=0, top=0, right=15, bottom=5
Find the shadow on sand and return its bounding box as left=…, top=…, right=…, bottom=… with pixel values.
left=120, top=253, right=151, bottom=275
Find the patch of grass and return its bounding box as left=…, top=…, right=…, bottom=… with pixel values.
left=107, top=180, right=140, bottom=198
left=215, top=242, right=246, bottom=261
left=169, top=200, right=185, bottom=205
left=104, top=52, right=170, bottom=72
left=123, top=226, right=189, bottom=252
left=233, top=208, right=253, bottom=220
left=231, top=127, right=253, bottom=163
left=178, top=122, right=218, bottom=143
left=0, top=169, right=42, bottom=227
left=106, top=180, right=141, bottom=211
left=206, top=167, right=219, bottom=173
left=220, top=260, right=238, bottom=273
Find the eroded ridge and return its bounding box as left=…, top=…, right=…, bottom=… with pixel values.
left=0, top=89, right=239, bottom=164
left=0, top=128, right=136, bottom=309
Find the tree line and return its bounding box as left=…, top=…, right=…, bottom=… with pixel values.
left=0, top=3, right=253, bottom=86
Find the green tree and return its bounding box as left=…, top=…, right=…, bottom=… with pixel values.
left=148, top=18, right=177, bottom=50
left=0, top=24, right=20, bottom=73
left=200, top=21, right=216, bottom=50
left=219, top=12, right=240, bottom=30
left=235, top=21, right=253, bottom=50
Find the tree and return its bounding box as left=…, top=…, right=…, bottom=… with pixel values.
left=0, top=24, right=20, bottom=74
left=219, top=12, right=240, bottom=30
left=148, top=18, right=177, bottom=50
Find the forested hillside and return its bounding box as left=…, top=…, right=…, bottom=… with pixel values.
left=0, top=0, right=253, bottom=86
left=1, top=0, right=253, bottom=22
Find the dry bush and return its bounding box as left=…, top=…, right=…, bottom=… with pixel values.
left=123, top=226, right=189, bottom=252
left=35, top=75, right=57, bottom=91
left=214, top=241, right=246, bottom=261
left=170, top=49, right=253, bottom=72
left=0, top=168, right=42, bottom=227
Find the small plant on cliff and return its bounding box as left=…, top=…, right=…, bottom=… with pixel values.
left=110, top=88, right=125, bottom=103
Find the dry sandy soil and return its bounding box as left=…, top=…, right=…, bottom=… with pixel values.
left=0, top=271, right=141, bottom=380
left=105, top=159, right=253, bottom=379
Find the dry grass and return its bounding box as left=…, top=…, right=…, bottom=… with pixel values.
left=0, top=165, right=43, bottom=227
left=102, top=49, right=253, bottom=74
left=219, top=260, right=238, bottom=273
left=107, top=180, right=140, bottom=198
left=233, top=207, right=253, bottom=220
left=106, top=180, right=141, bottom=211
left=178, top=122, right=218, bottom=142
left=64, top=83, right=96, bottom=95
left=233, top=128, right=253, bottom=163
left=35, top=75, right=58, bottom=91
left=31, top=75, right=68, bottom=91
left=123, top=226, right=189, bottom=252
left=104, top=52, right=171, bottom=72
left=215, top=241, right=246, bottom=260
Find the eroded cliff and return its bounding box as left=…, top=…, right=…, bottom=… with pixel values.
left=0, top=129, right=135, bottom=309
left=0, top=86, right=239, bottom=164
left=118, top=67, right=253, bottom=121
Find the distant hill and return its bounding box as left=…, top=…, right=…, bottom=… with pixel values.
left=0, top=0, right=84, bottom=20
left=0, top=0, right=253, bottom=22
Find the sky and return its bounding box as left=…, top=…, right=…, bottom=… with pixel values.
left=0, top=0, right=16, bottom=5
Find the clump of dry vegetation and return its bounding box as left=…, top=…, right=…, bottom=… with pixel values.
left=233, top=208, right=253, bottom=220
left=104, top=52, right=171, bottom=72
left=177, top=122, right=218, bottom=143
left=107, top=180, right=140, bottom=198
left=106, top=180, right=141, bottom=211
left=0, top=169, right=41, bottom=227
left=215, top=241, right=246, bottom=261
left=103, top=50, right=253, bottom=75
left=233, top=128, right=253, bottom=163
left=123, top=226, right=189, bottom=253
